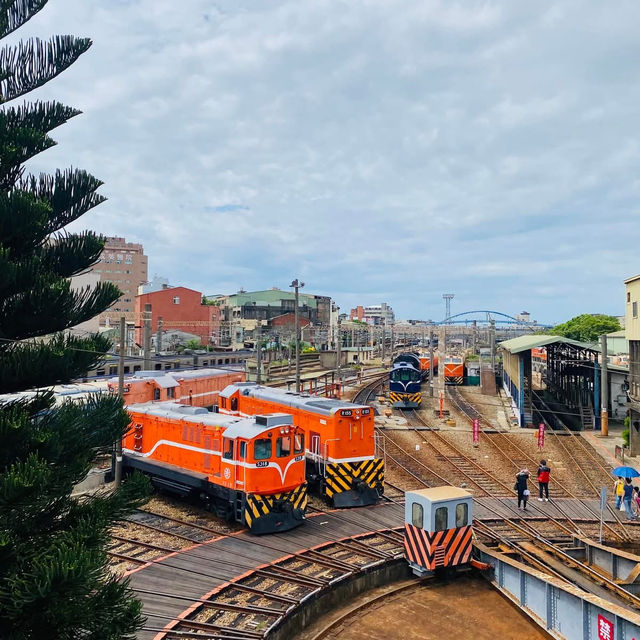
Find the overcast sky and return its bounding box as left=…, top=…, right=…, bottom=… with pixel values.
left=12, top=1, right=640, bottom=323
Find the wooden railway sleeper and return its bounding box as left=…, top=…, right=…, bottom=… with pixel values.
left=122, top=517, right=203, bottom=542
left=254, top=567, right=326, bottom=588
left=135, top=509, right=227, bottom=535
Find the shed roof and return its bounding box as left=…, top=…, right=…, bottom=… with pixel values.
left=498, top=334, right=599, bottom=355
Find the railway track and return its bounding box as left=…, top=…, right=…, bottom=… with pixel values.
left=446, top=387, right=630, bottom=540
left=138, top=529, right=406, bottom=640
left=109, top=506, right=229, bottom=571
left=352, top=372, right=388, bottom=405
left=380, top=432, right=639, bottom=610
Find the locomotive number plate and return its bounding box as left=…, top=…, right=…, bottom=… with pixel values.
left=340, top=410, right=353, bottom=416
left=295, top=455, right=304, bottom=462
left=255, top=461, right=268, bottom=467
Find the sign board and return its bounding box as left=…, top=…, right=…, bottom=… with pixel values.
left=600, top=486, right=608, bottom=511
left=598, top=614, right=614, bottom=640
left=473, top=418, right=479, bottom=446
left=537, top=423, right=545, bottom=450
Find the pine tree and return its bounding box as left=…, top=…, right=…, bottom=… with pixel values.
left=0, top=2, right=148, bottom=638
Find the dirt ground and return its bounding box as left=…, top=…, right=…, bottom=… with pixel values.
left=297, top=574, right=550, bottom=639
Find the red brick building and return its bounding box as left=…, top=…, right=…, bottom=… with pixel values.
left=135, top=286, right=217, bottom=345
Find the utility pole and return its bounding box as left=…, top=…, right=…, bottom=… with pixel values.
left=382, top=319, right=386, bottom=364
left=601, top=333, right=609, bottom=436
left=391, top=324, right=395, bottom=360
left=256, top=325, right=262, bottom=384
left=472, top=320, right=477, bottom=355
left=336, top=315, right=342, bottom=376
left=489, top=319, right=496, bottom=372
left=115, top=316, right=125, bottom=487
left=290, top=279, right=304, bottom=393
left=156, top=316, right=163, bottom=354
left=143, top=303, right=152, bottom=370
left=429, top=326, right=435, bottom=398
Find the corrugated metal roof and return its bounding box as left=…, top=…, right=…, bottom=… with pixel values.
left=498, top=335, right=600, bottom=354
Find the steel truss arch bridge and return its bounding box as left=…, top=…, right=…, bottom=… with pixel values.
left=437, top=310, right=552, bottom=329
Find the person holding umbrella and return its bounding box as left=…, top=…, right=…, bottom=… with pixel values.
left=613, top=466, right=640, bottom=519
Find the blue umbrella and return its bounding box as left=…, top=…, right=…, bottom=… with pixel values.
left=612, top=466, right=640, bottom=479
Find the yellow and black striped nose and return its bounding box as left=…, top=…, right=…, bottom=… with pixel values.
left=244, top=484, right=308, bottom=530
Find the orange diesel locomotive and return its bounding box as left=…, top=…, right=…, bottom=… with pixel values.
left=444, top=356, right=464, bottom=385
left=219, top=383, right=383, bottom=507
left=123, top=402, right=307, bottom=534
left=107, top=368, right=245, bottom=408
left=418, top=355, right=438, bottom=375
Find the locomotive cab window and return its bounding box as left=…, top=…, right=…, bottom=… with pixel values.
left=153, top=388, right=161, bottom=401
left=238, top=441, right=247, bottom=459
left=223, top=438, right=234, bottom=460
left=294, top=433, right=304, bottom=454
left=435, top=506, right=448, bottom=532
left=230, top=397, right=238, bottom=411
left=456, top=503, right=468, bottom=527
left=411, top=502, right=423, bottom=528
left=276, top=436, right=291, bottom=457
left=254, top=438, right=272, bottom=460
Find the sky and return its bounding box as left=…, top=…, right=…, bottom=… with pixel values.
left=10, top=0, right=640, bottom=323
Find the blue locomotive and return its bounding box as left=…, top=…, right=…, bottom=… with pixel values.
left=389, top=352, right=423, bottom=408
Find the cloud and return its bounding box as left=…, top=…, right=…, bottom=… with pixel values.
left=7, top=0, right=640, bottom=323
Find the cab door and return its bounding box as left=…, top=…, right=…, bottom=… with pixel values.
left=236, top=439, right=247, bottom=489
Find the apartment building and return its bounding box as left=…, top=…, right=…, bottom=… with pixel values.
left=91, top=236, right=148, bottom=326
left=625, top=274, right=640, bottom=455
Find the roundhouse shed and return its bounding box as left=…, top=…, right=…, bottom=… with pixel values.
left=499, top=335, right=604, bottom=430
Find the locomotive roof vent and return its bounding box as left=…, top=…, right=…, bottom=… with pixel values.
left=255, top=413, right=293, bottom=427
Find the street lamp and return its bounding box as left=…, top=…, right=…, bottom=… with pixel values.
left=290, top=279, right=305, bottom=393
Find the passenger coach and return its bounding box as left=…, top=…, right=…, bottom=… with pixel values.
left=219, top=383, right=384, bottom=507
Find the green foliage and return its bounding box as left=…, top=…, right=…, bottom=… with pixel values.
left=185, top=338, right=201, bottom=350
left=0, top=2, right=149, bottom=637
left=623, top=429, right=630, bottom=448
left=548, top=314, right=621, bottom=343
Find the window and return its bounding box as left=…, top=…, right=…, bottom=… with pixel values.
left=634, top=301, right=638, bottom=318
left=153, top=388, right=161, bottom=401
left=220, top=397, right=227, bottom=409
left=239, top=441, right=247, bottom=459
left=294, top=433, right=304, bottom=454
left=276, top=436, right=291, bottom=457
left=435, top=506, right=448, bottom=532
left=411, top=502, right=423, bottom=528
left=173, top=296, right=180, bottom=305
left=456, top=503, right=468, bottom=527
left=254, top=438, right=272, bottom=460
left=167, top=387, right=175, bottom=399
left=628, top=292, right=632, bottom=303
left=223, top=438, right=234, bottom=460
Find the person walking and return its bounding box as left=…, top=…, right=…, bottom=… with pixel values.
left=633, top=486, right=640, bottom=519
left=614, top=476, right=624, bottom=510
left=623, top=478, right=636, bottom=520
left=515, top=468, right=530, bottom=511
left=537, top=459, right=551, bottom=502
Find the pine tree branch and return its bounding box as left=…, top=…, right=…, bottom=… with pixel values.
left=0, top=280, right=120, bottom=340
left=0, top=192, right=51, bottom=255
left=0, top=232, right=107, bottom=301
left=0, top=36, right=91, bottom=104
left=0, top=101, right=80, bottom=189
left=39, top=231, right=105, bottom=279
left=0, top=333, right=113, bottom=393
left=20, top=168, right=106, bottom=233
left=0, top=1, right=48, bottom=40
